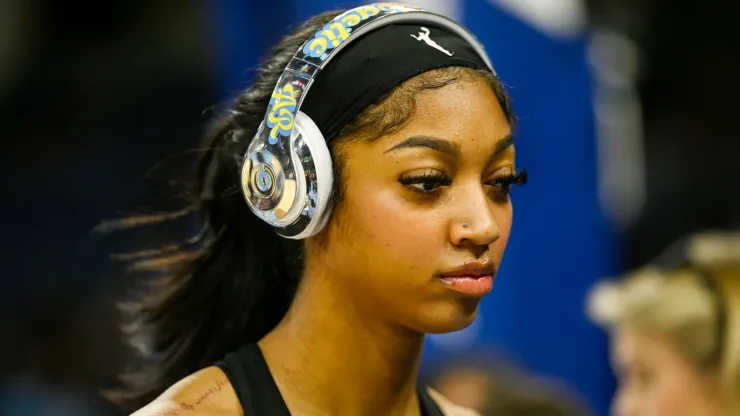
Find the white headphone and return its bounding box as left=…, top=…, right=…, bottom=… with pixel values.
left=240, top=3, right=493, bottom=239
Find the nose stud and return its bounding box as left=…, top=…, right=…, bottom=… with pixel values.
left=462, top=223, right=469, bottom=228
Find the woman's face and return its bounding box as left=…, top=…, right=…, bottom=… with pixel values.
left=610, top=326, right=719, bottom=416
left=309, top=76, right=516, bottom=334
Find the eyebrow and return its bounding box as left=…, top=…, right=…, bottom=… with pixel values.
left=384, top=134, right=514, bottom=157
left=493, top=134, right=514, bottom=155
left=384, top=135, right=460, bottom=156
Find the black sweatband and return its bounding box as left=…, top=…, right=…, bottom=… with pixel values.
left=301, top=23, right=492, bottom=142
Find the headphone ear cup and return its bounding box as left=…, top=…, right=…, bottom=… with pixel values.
left=286, top=111, right=333, bottom=239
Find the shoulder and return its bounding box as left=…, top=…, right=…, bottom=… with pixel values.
left=130, top=366, right=242, bottom=416
left=427, top=387, right=481, bottom=416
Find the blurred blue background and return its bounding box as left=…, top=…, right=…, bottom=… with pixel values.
left=2, top=0, right=740, bottom=415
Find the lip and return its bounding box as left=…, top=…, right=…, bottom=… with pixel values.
left=437, top=260, right=496, bottom=297
left=439, top=260, right=496, bottom=278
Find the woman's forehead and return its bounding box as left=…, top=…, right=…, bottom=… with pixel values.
left=375, top=81, right=512, bottom=152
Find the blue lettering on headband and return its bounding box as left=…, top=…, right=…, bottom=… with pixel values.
left=302, top=3, right=415, bottom=58
left=266, top=84, right=297, bottom=144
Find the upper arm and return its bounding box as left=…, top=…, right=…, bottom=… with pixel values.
left=130, top=400, right=192, bottom=416
left=130, top=367, right=242, bottom=416
left=427, top=387, right=481, bottom=416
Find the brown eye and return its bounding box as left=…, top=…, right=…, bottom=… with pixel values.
left=485, top=168, right=527, bottom=195
left=398, top=169, right=452, bottom=194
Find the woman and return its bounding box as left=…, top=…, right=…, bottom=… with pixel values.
left=588, top=232, right=740, bottom=416
left=107, top=4, right=526, bottom=415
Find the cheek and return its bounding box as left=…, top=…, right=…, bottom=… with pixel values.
left=640, top=373, right=708, bottom=416
left=651, top=381, right=696, bottom=416
left=613, top=381, right=681, bottom=416
left=645, top=383, right=682, bottom=415
left=339, top=177, right=445, bottom=269
left=492, top=203, right=513, bottom=249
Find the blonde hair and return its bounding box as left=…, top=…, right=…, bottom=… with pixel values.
left=588, top=231, right=740, bottom=414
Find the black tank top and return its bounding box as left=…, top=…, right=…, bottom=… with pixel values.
left=216, top=344, right=444, bottom=415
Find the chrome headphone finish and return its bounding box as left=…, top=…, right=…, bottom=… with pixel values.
left=241, top=3, right=494, bottom=238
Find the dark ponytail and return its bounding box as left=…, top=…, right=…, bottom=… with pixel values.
left=103, top=11, right=342, bottom=412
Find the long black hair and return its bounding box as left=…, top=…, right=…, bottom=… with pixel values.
left=103, top=9, right=516, bottom=412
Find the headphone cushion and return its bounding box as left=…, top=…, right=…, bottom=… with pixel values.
left=288, top=111, right=334, bottom=239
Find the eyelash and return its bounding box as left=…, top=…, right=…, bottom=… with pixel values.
left=398, top=168, right=528, bottom=195
left=398, top=169, right=452, bottom=193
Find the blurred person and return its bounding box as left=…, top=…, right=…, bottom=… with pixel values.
left=589, top=231, right=740, bottom=416
left=102, top=4, right=527, bottom=416
left=428, top=356, right=589, bottom=416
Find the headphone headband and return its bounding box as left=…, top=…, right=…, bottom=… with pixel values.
left=241, top=3, right=493, bottom=238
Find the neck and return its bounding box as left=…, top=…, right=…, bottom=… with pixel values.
left=259, top=266, right=426, bottom=416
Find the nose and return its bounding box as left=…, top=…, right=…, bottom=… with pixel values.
left=449, top=185, right=501, bottom=248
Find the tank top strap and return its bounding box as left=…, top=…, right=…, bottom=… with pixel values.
left=215, top=344, right=291, bottom=415
left=418, top=384, right=445, bottom=416
left=216, top=344, right=444, bottom=415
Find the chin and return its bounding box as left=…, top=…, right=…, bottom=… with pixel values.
left=413, top=299, right=482, bottom=334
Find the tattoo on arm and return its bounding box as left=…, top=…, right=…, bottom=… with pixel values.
left=154, top=378, right=229, bottom=416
